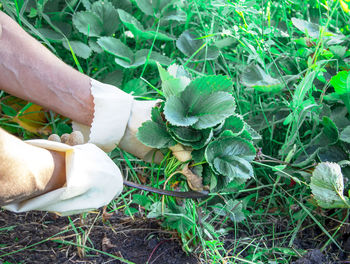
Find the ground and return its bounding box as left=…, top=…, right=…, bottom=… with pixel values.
left=0, top=210, right=197, bottom=264
left=1, top=208, right=349, bottom=263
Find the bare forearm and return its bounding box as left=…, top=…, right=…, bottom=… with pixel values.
left=0, top=128, right=66, bottom=205
left=0, top=11, right=93, bottom=126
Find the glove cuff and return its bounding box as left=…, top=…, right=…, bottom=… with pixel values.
left=72, top=78, right=133, bottom=152
left=3, top=140, right=123, bottom=216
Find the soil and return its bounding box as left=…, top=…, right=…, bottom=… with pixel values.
left=0, top=209, right=197, bottom=264
left=1, top=208, right=349, bottom=263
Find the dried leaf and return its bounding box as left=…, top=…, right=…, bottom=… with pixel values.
left=181, top=163, right=203, bottom=191
left=12, top=104, right=51, bottom=135
left=102, top=234, right=115, bottom=251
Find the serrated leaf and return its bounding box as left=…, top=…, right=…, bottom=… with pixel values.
left=168, top=126, right=213, bottom=149
left=340, top=125, right=350, bottom=143
left=132, top=194, right=152, bottom=208
left=205, top=137, right=256, bottom=180
left=118, top=9, right=174, bottom=41
left=164, top=91, right=235, bottom=129
left=91, top=0, right=119, bottom=36
left=123, top=79, right=147, bottom=96
left=169, top=126, right=202, bottom=142
left=164, top=76, right=236, bottom=129
left=192, top=148, right=206, bottom=163
left=62, top=40, right=92, bottom=59
left=176, top=30, right=219, bottom=61
left=151, top=107, right=164, bottom=124
left=241, top=65, right=283, bottom=93
left=97, top=36, right=133, bottom=63
left=310, top=162, right=350, bottom=209
left=135, top=0, right=154, bottom=15
left=220, top=115, right=245, bottom=136
left=137, top=120, right=176, bottom=148
left=73, top=11, right=103, bottom=37
left=291, top=18, right=320, bottom=38
left=190, top=75, right=233, bottom=93
left=191, top=92, right=236, bottom=129
left=244, top=123, right=262, bottom=141
left=164, top=96, right=198, bottom=126
left=213, top=200, right=245, bottom=222
left=89, top=39, right=104, bottom=53
left=147, top=202, right=166, bottom=218
left=157, top=63, right=187, bottom=98
left=115, top=49, right=171, bottom=68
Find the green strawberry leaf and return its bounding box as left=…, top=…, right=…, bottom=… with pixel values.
left=137, top=120, right=176, bottom=148
left=164, top=91, right=235, bottom=129
left=340, top=125, right=350, bottom=143
left=241, top=65, right=283, bottom=93
left=189, top=75, right=233, bottom=93
left=190, top=92, right=236, bottom=129
left=212, top=199, right=245, bottom=222
left=97, top=36, right=133, bottom=62
left=91, top=0, right=119, bottom=36
left=219, top=114, right=245, bottom=137
left=157, top=64, right=188, bottom=98
left=123, top=79, right=148, bottom=96
left=118, top=9, right=174, bottom=41
left=310, top=162, right=350, bottom=209
left=73, top=11, right=103, bottom=37
left=163, top=96, right=198, bottom=126
left=62, top=40, right=92, bottom=59
left=176, top=30, right=219, bottom=61
left=163, top=75, right=235, bottom=129
left=115, top=49, right=171, bottom=68
left=331, top=71, right=350, bottom=95
left=168, top=126, right=213, bottom=150
left=205, top=137, right=256, bottom=180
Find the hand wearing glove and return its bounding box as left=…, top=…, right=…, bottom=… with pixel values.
left=0, top=11, right=160, bottom=215
left=71, top=79, right=163, bottom=162
left=0, top=128, right=124, bottom=215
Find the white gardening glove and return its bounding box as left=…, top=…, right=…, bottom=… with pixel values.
left=72, top=79, right=162, bottom=162
left=3, top=138, right=123, bottom=216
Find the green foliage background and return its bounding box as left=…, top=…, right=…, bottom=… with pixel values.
left=1, top=0, right=350, bottom=262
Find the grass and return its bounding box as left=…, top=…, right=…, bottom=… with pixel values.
left=1, top=0, right=350, bottom=263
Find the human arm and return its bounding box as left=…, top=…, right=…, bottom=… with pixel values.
left=0, top=11, right=94, bottom=126
left=0, top=10, right=159, bottom=159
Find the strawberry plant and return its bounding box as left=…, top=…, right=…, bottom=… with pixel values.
left=137, top=64, right=260, bottom=193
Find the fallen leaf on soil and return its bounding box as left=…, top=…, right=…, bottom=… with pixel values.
left=102, top=206, right=113, bottom=222
left=102, top=234, right=116, bottom=251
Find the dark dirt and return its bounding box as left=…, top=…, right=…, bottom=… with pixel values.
left=220, top=213, right=349, bottom=263
left=293, top=249, right=327, bottom=264
left=0, top=209, right=198, bottom=264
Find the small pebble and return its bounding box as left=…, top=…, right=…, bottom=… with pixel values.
left=60, top=133, right=70, bottom=144
left=66, top=131, right=84, bottom=146
left=48, top=134, right=61, bottom=142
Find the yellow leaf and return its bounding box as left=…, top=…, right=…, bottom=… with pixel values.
left=12, top=103, right=51, bottom=135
